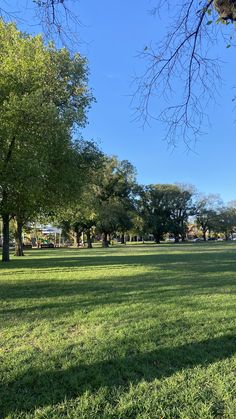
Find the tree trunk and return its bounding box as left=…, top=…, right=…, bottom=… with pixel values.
left=86, top=230, right=93, bottom=248
left=2, top=214, right=10, bottom=262
left=102, top=232, right=109, bottom=248
left=76, top=229, right=81, bottom=247
left=174, top=235, right=180, bottom=243
left=203, top=229, right=207, bottom=242
left=14, top=218, right=24, bottom=256
left=121, top=232, right=126, bottom=244
left=153, top=234, right=160, bottom=244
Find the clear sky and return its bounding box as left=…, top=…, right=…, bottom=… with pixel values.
left=8, top=1, right=236, bottom=202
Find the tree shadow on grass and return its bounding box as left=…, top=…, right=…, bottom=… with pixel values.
left=1, top=244, right=236, bottom=273
left=0, top=334, right=235, bottom=416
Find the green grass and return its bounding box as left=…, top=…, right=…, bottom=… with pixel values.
left=0, top=243, right=235, bottom=418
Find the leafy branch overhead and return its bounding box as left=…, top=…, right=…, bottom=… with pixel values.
left=134, top=0, right=236, bottom=146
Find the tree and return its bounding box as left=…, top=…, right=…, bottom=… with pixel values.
left=55, top=145, right=103, bottom=249
left=58, top=208, right=96, bottom=248
left=12, top=139, right=99, bottom=255
left=139, top=184, right=174, bottom=243
left=138, top=183, right=195, bottom=243
left=214, top=206, right=236, bottom=240
left=0, top=21, right=93, bottom=261
left=59, top=155, right=137, bottom=249
left=167, top=184, right=196, bottom=242
left=134, top=0, right=236, bottom=146
left=196, top=194, right=223, bottom=241
left=95, top=157, right=137, bottom=247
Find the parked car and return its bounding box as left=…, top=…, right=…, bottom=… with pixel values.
left=166, top=238, right=175, bottom=243
left=41, top=243, right=54, bottom=249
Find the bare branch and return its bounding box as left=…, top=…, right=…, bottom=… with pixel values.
left=133, top=0, right=233, bottom=147
left=33, top=0, right=81, bottom=47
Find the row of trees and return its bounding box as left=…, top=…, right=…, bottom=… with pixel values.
left=2, top=140, right=236, bottom=260
left=54, top=173, right=236, bottom=249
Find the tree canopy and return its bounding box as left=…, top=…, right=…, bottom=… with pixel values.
left=0, top=21, right=93, bottom=261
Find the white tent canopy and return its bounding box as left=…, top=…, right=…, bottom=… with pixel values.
left=35, top=224, right=62, bottom=234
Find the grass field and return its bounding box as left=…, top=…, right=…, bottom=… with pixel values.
left=0, top=243, right=236, bottom=418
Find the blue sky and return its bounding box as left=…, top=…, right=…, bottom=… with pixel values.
left=9, top=1, right=236, bottom=202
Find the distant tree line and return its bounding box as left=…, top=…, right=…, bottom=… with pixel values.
left=26, top=172, right=236, bottom=252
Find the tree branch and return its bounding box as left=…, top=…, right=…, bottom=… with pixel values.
left=133, top=0, right=227, bottom=147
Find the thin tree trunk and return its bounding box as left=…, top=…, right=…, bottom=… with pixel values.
left=14, top=218, right=24, bottom=256
left=76, top=229, right=81, bottom=247
left=2, top=213, right=10, bottom=262
left=86, top=230, right=93, bottom=248
left=102, top=232, right=109, bottom=248
left=203, top=229, right=207, bottom=242
left=121, top=232, right=126, bottom=244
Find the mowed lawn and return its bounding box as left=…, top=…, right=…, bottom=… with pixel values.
left=0, top=244, right=236, bottom=419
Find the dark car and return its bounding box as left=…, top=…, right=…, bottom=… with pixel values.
left=41, top=243, right=54, bottom=248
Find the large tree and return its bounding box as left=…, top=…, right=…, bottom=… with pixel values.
left=139, top=183, right=195, bottom=243
left=95, top=157, right=137, bottom=247
left=196, top=194, right=223, bottom=241
left=139, top=184, right=175, bottom=244
left=168, top=185, right=196, bottom=242
left=0, top=21, right=93, bottom=261
left=213, top=206, right=236, bottom=240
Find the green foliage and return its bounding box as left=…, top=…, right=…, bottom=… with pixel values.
left=139, top=184, right=195, bottom=242
left=196, top=196, right=236, bottom=240
left=54, top=146, right=104, bottom=245
left=95, top=157, right=137, bottom=237
left=213, top=207, right=236, bottom=239
left=0, top=21, right=93, bottom=259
